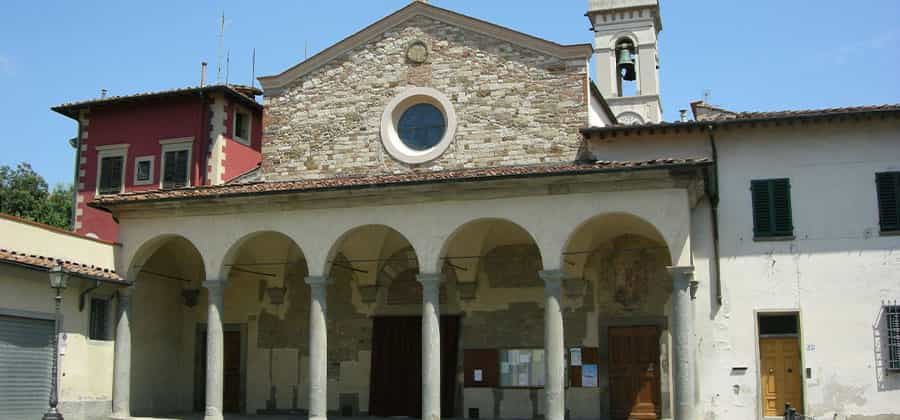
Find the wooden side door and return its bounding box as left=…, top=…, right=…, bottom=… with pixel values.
left=223, top=330, right=242, bottom=413
left=760, top=337, right=803, bottom=416
left=609, top=326, right=661, bottom=420
left=195, top=327, right=243, bottom=414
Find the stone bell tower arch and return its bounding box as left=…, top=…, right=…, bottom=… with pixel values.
left=588, top=0, right=663, bottom=124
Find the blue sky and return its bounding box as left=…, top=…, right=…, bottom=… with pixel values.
left=1, top=1, right=898, bottom=187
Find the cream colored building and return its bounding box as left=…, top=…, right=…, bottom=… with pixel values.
left=0, top=213, right=127, bottom=419
left=21, top=1, right=900, bottom=420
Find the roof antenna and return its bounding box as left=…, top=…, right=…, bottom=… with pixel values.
left=225, top=50, right=230, bottom=85
left=304, top=40, right=309, bottom=61
left=216, top=12, right=225, bottom=83
left=250, top=48, right=256, bottom=88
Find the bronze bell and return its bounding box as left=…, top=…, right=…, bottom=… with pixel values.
left=616, top=45, right=636, bottom=81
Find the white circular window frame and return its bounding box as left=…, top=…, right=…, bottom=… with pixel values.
left=380, top=87, right=457, bottom=164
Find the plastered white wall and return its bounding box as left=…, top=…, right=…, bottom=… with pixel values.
left=0, top=266, right=115, bottom=408
left=0, top=215, right=116, bottom=270
left=696, top=119, right=900, bottom=419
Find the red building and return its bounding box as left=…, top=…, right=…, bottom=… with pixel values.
left=53, top=84, right=263, bottom=242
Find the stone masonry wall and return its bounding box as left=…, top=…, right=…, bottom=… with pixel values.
left=263, top=16, right=589, bottom=181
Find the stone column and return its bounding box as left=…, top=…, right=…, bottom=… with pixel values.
left=668, top=266, right=697, bottom=420
left=202, top=279, right=228, bottom=420
left=305, top=275, right=332, bottom=420
left=417, top=273, right=443, bottom=420
left=539, top=270, right=566, bottom=420
left=111, top=286, right=134, bottom=419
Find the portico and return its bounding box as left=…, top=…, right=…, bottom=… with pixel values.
left=99, top=163, right=708, bottom=419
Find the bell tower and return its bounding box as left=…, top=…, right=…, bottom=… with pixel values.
left=588, top=0, right=662, bottom=124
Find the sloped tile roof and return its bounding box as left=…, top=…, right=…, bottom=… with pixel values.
left=697, top=102, right=900, bottom=122
left=0, top=248, right=125, bottom=283
left=582, top=103, right=900, bottom=137
left=52, top=84, right=262, bottom=118
left=91, top=158, right=711, bottom=206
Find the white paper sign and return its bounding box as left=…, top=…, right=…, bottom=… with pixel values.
left=474, top=369, right=483, bottom=382
left=518, top=372, right=529, bottom=385
left=570, top=348, right=582, bottom=366
left=519, top=352, right=531, bottom=363
left=581, top=364, right=598, bottom=387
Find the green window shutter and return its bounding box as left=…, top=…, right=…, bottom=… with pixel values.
left=162, top=151, right=175, bottom=188
left=876, top=172, right=900, bottom=232
left=175, top=150, right=189, bottom=188
left=163, top=150, right=190, bottom=189
left=751, top=178, right=793, bottom=238
left=99, top=156, right=123, bottom=194
left=751, top=180, right=772, bottom=236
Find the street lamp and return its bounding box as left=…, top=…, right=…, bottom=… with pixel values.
left=43, top=264, right=68, bottom=420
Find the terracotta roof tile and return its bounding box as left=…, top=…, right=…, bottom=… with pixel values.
left=582, top=103, right=900, bottom=137
left=92, top=158, right=711, bottom=206
left=0, top=248, right=125, bottom=283
left=52, top=84, right=262, bottom=118
left=707, top=103, right=900, bottom=121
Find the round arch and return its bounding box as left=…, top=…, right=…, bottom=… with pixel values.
left=126, top=233, right=206, bottom=282
left=323, top=224, right=421, bottom=280
left=218, top=230, right=309, bottom=282
left=562, top=212, right=672, bottom=277
left=438, top=218, right=543, bottom=287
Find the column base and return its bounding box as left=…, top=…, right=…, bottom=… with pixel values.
left=203, top=407, right=224, bottom=420
left=309, top=417, right=328, bottom=420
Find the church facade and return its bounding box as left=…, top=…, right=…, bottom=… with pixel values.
left=42, top=1, right=900, bottom=420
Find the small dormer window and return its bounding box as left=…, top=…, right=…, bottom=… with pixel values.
left=234, top=110, right=250, bottom=144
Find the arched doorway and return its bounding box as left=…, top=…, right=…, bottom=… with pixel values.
left=215, top=231, right=308, bottom=414
left=325, top=224, right=458, bottom=418
left=563, top=213, right=673, bottom=420
left=439, top=218, right=547, bottom=419
left=127, top=235, right=205, bottom=417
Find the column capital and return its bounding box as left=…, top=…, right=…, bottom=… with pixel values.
left=416, top=272, right=444, bottom=286
left=117, top=285, right=136, bottom=299
left=539, top=269, right=567, bottom=288
left=667, top=265, right=698, bottom=299
left=304, top=275, right=333, bottom=287
left=202, top=279, right=229, bottom=292
left=666, top=266, right=695, bottom=278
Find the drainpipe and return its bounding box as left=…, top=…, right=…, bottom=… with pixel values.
left=705, top=125, right=723, bottom=305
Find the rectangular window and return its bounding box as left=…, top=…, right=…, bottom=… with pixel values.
left=162, top=149, right=190, bottom=189
left=98, top=156, right=124, bottom=195
left=134, top=156, right=154, bottom=185
left=234, top=110, right=250, bottom=143
left=876, top=172, right=900, bottom=233
left=499, top=349, right=545, bottom=387
left=89, top=298, right=110, bottom=340
left=888, top=306, right=900, bottom=371
left=751, top=178, right=793, bottom=239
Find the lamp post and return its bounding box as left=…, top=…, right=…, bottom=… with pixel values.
left=43, top=264, right=68, bottom=420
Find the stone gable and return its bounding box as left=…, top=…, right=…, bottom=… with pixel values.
left=262, top=16, right=589, bottom=181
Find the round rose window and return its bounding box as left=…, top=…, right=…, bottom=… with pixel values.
left=397, top=103, right=447, bottom=151
left=381, top=87, right=458, bottom=164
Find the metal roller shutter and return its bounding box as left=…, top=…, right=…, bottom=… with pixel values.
left=0, top=315, right=54, bottom=419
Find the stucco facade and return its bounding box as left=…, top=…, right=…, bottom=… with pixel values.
left=0, top=214, right=125, bottom=420
left=53, top=86, right=264, bottom=242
